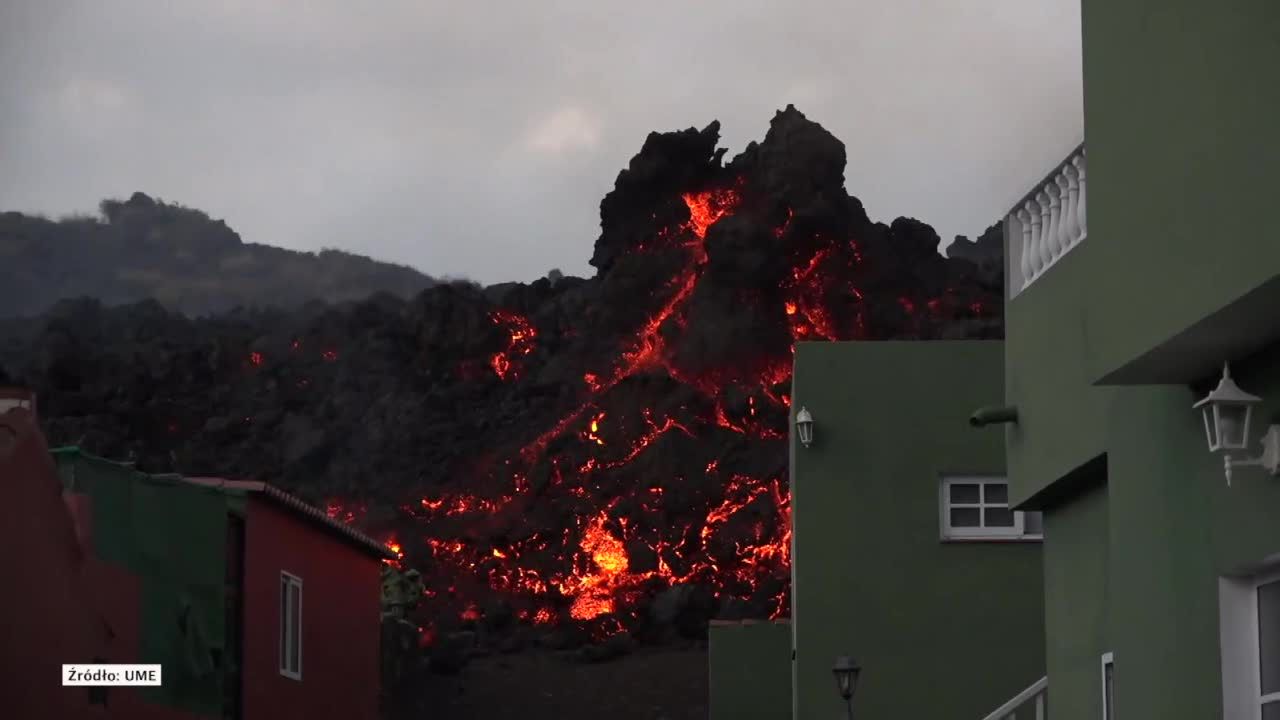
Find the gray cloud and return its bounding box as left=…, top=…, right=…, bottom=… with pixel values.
left=0, top=0, right=1082, bottom=284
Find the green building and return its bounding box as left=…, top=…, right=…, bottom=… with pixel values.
left=708, top=619, right=793, bottom=720
left=44, top=447, right=391, bottom=720
left=53, top=447, right=236, bottom=717
left=989, top=0, right=1280, bottom=718
left=709, top=342, right=1047, bottom=720
left=790, top=342, right=1045, bottom=720
left=713, top=3, right=1280, bottom=717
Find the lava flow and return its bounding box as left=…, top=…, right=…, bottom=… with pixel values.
left=287, top=110, right=1000, bottom=642
left=3, top=108, right=1003, bottom=649
left=358, top=184, right=805, bottom=635
left=326, top=168, right=993, bottom=641
left=489, top=310, right=537, bottom=380
left=344, top=182, right=850, bottom=639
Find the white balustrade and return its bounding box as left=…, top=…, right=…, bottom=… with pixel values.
left=1006, top=145, right=1087, bottom=295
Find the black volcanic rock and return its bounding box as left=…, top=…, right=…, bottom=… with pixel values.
left=727, top=105, right=853, bottom=238
left=593, top=122, right=726, bottom=274
left=949, top=222, right=1005, bottom=288
left=0, top=106, right=1004, bottom=649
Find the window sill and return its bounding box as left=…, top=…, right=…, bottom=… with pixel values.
left=941, top=535, right=1043, bottom=544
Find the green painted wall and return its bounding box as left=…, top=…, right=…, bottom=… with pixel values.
left=1042, top=479, right=1109, bottom=720
left=1105, top=385, right=1222, bottom=719
left=1209, top=348, right=1280, bottom=573
left=1012, top=1, right=1280, bottom=712
left=53, top=449, right=229, bottom=717
left=1004, top=246, right=1110, bottom=507
left=1033, top=341, right=1280, bottom=718
left=1081, top=0, right=1280, bottom=380
left=708, top=621, right=792, bottom=720
left=791, top=341, right=1044, bottom=720
left=1008, top=0, right=1280, bottom=499
left=1107, top=347, right=1280, bottom=719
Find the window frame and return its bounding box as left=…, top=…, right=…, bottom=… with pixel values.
left=939, top=475, right=1043, bottom=542
left=1255, top=570, right=1280, bottom=716
left=1220, top=564, right=1280, bottom=720
left=1101, top=651, right=1114, bottom=720
left=279, top=571, right=303, bottom=681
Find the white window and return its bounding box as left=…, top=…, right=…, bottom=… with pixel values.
left=1220, top=566, right=1280, bottom=719
left=1101, top=652, right=1114, bottom=719
left=279, top=572, right=302, bottom=680
left=939, top=476, right=1043, bottom=540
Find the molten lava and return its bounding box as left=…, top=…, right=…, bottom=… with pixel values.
left=565, top=512, right=629, bottom=620
left=319, top=168, right=983, bottom=638
left=490, top=310, right=537, bottom=380
left=318, top=184, right=812, bottom=633
left=8, top=110, right=1003, bottom=648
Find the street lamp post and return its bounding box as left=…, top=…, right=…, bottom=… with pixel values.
left=832, top=655, right=861, bottom=720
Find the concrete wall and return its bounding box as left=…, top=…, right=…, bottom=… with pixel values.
left=1010, top=1, right=1280, bottom=713
left=1109, top=345, right=1280, bottom=719
left=1003, top=244, right=1110, bottom=508
left=708, top=620, right=791, bottom=720
left=1042, top=478, right=1109, bottom=720
left=1035, top=341, right=1280, bottom=718
left=791, top=341, right=1044, bottom=720
left=1007, top=0, right=1280, bottom=502
left=1082, top=0, right=1280, bottom=380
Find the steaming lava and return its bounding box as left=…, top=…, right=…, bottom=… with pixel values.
left=1, top=106, right=1003, bottom=649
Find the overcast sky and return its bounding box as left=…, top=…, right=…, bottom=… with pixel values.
left=0, top=0, right=1082, bottom=285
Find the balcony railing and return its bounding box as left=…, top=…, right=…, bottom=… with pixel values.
left=981, top=676, right=1047, bottom=720
left=1005, top=144, right=1086, bottom=296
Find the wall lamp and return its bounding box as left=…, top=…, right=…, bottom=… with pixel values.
left=795, top=406, right=814, bottom=448
left=1194, top=363, right=1280, bottom=486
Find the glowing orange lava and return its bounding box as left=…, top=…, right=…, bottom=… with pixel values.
left=489, top=310, right=538, bottom=381
left=519, top=186, right=742, bottom=461
left=393, top=181, right=804, bottom=628
left=565, top=512, right=630, bottom=619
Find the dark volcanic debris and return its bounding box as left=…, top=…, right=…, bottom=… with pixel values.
left=0, top=106, right=1003, bottom=653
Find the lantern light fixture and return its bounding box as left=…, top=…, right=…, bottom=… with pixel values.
left=795, top=406, right=815, bottom=448
left=832, top=655, right=861, bottom=719
left=1193, top=363, right=1280, bottom=485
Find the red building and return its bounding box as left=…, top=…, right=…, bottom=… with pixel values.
left=0, top=387, right=393, bottom=720
left=0, top=388, right=105, bottom=720
left=185, top=478, right=393, bottom=720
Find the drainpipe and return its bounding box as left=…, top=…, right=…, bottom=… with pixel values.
left=969, top=405, right=1018, bottom=428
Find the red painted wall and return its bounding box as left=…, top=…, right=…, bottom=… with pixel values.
left=241, top=496, right=382, bottom=720
left=0, top=410, right=206, bottom=720
left=0, top=408, right=100, bottom=720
